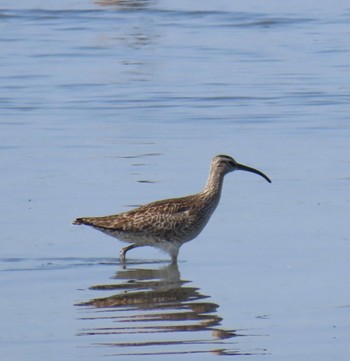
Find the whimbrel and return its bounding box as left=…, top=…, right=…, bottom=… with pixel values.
left=73, top=155, right=271, bottom=263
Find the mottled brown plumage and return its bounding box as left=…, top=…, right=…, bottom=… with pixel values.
left=73, top=155, right=271, bottom=263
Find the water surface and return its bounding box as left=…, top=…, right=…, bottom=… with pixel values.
left=1, top=0, right=350, bottom=360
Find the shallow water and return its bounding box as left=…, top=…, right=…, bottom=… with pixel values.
left=1, top=0, right=350, bottom=360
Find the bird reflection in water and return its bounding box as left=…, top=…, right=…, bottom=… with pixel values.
left=76, top=262, right=254, bottom=356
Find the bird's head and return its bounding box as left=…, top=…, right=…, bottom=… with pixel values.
left=212, top=155, right=271, bottom=183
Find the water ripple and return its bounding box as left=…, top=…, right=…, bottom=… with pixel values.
left=76, top=263, right=262, bottom=357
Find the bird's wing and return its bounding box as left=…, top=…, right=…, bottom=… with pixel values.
left=74, top=195, right=197, bottom=233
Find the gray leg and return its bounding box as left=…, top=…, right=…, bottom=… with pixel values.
left=170, top=249, right=179, bottom=264
left=119, top=244, right=138, bottom=263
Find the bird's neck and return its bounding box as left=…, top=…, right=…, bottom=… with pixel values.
left=202, top=166, right=225, bottom=203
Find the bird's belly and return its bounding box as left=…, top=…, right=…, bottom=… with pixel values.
left=167, top=218, right=210, bottom=244
left=94, top=226, right=164, bottom=245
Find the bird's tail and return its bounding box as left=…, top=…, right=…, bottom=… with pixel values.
left=72, top=218, right=85, bottom=225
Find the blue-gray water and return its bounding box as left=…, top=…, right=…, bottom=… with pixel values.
left=1, top=0, right=350, bottom=360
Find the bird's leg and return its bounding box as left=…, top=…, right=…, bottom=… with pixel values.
left=170, top=250, right=179, bottom=264
left=119, top=244, right=138, bottom=264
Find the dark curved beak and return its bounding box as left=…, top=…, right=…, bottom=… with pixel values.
left=236, top=163, right=271, bottom=183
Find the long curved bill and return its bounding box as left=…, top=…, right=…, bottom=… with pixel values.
left=236, top=163, right=271, bottom=183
